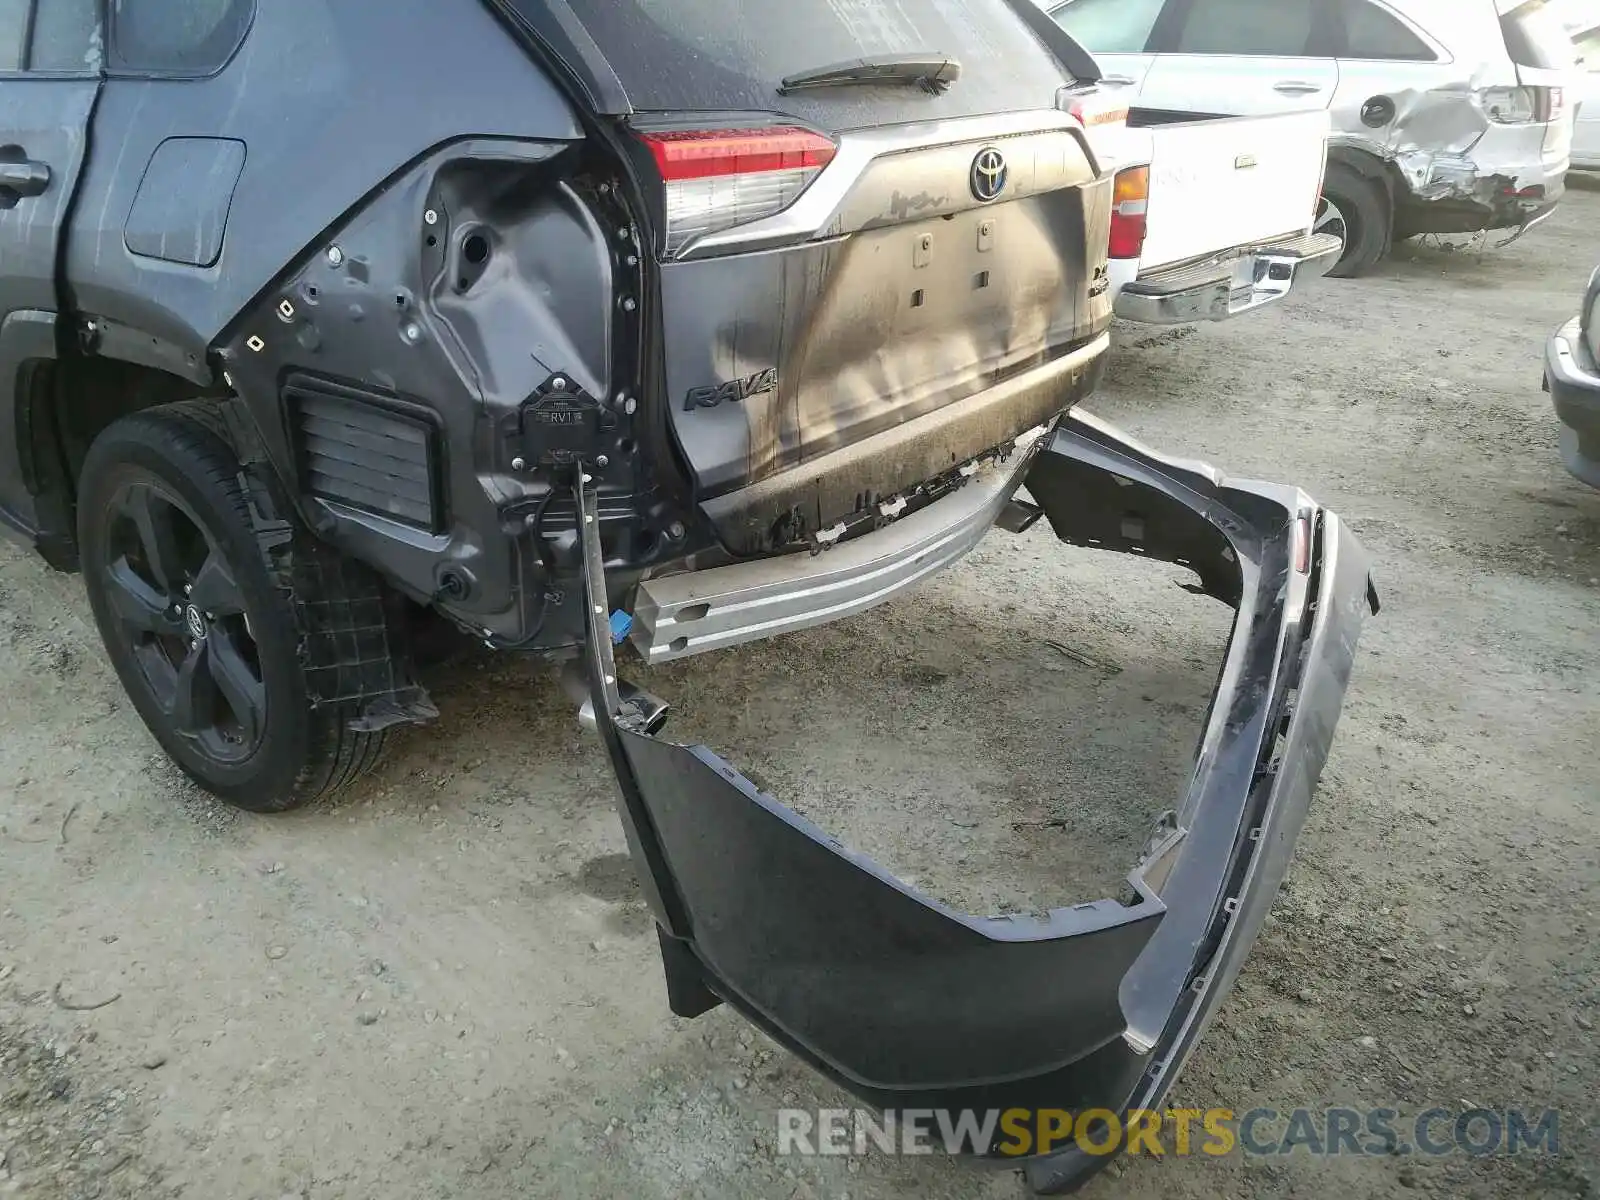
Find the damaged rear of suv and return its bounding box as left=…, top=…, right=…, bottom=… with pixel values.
left=1051, top=0, right=1578, bottom=276
left=0, top=0, right=1375, bottom=1190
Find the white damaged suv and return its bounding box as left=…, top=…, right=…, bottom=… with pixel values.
left=1047, top=0, right=1578, bottom=275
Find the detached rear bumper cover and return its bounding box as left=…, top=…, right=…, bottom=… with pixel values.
left=1114, top=231, right=1343, bottom=325
left=579, top=413, right=1377, bottom=1193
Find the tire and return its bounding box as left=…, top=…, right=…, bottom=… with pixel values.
left=78, top=404, right=387, bottom=812
left=1316, top=161, right=1392, bottom=279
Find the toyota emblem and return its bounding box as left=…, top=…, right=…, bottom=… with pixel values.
left=184, top=604, right=208, bottom=641
left=970, top=147, right=1007, bottom=203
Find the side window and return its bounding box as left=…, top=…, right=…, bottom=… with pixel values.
left=111, top=0, right=253, bottom=75
left=1340, top=0, right=1436, bottom=62
left=31, top=0, right=102, bottom=72
left=1048, top=0, right=1168, bottom=55
left=1173, top=0, right=1317, bottom=57
left=0, top=0, right=25, bottom=72
left=0, top=0, right=100, bottom=72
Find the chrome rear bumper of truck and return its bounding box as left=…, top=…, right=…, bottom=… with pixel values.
left=1114, top=231, right=1342, bottom=324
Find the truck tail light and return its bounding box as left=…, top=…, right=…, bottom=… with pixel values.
left=634, top=126, right=837, bottom=257
left=1108, top=166, right=1149, bottom=260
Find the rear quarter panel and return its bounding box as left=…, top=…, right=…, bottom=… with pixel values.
left=66, top=0, right=583, bottom=355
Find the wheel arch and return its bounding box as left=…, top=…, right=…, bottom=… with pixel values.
left=1325, top=142, right=1402, bottom=210
left=7, top=317, right=249, bottom=573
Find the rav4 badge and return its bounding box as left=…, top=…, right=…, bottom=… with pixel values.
left=683, top=368, right=779, bottom=412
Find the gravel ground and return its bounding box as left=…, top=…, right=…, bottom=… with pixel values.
left=1, top=190, right=1597, bottom=1200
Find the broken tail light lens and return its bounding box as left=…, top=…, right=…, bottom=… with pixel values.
left=635, top=126, right=838, bottom=257
left=1108, top=166, right=1149, bottom=260
left=1481, top=86, right=1538, bottom=124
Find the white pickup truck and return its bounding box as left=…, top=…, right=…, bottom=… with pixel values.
left=1072, top=101, right=1341, bottom=324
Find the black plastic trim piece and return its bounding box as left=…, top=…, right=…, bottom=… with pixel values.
left=579, top=411, right=1376, bottom=1192
left=282, top=372, right=446, bottom=535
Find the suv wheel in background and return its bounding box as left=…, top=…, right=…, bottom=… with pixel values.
left=1318, top=162, right=1392, bottom=279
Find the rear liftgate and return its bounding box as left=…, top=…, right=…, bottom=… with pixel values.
left=574, top=412, right=1377, bottom=1194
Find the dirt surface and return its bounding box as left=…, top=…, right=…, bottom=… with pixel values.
left=3, top=192, right=1598, bottom=1200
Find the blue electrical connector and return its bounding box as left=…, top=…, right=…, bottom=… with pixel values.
left=609, top=610, right=633, bottom=645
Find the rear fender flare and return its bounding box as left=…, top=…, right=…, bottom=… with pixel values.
left=1325, top=142, right=1400, bottom=207
left=0, top=312, right=68, bottom=561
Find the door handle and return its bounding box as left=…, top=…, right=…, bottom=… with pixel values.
left=0, top=152, right=52, bottom=204
left=1273, top=80, right=1324, bottom=95
left=1101, top=74, right=1139, bottom=86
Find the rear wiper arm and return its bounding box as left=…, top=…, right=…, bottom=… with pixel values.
left=779, top=53, right=961, bottom=96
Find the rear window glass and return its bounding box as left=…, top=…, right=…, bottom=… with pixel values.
left=1048, top=0, right=1166, bottom=54
left=0, top=0, right=25, bottom=71
left=1340, top=0, right=1435, bottom=62
left=111, top=0, right=252, bottom=74
left=1576, top=28, right=1600, bottom=70
left=1499, top=2, right=1575, bottom=70
left=1172, top=0, right=1317, bottom=56
left=562, top=0, right=1073, bottom=116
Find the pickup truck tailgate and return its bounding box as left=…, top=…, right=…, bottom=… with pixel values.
left=1137, top=110, right=1330, bottom=272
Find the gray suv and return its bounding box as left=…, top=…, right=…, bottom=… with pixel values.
left=0, top=0, right=1114, bottom=807
left=0, top=2, right=1375, bottom=1192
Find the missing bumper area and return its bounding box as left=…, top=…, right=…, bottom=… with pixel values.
left=575, top=413, right=1375, bottom=1194
left=630, top=425, right=1050, bottom=665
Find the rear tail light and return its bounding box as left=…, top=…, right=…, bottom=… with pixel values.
left=1108, top=166, right=1149, bottom=260
left=1294, top=514, right=1312, bottom=574
left=634, top=126, right=837, bottom=257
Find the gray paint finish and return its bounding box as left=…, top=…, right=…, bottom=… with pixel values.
left=0, top=80, right=97, bottom=316
left=67, top=0, right=583, bottom=358
left=0, top=78, right=98, bottom=534
left=124, top=137, right=246, bottom=268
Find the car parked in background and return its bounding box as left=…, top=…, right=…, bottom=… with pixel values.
left=1572, top=23, right=1600, bottom=168
left=1047, top=0, right=1578, bottom=276
left=1545, top=264, right=1600, bottom=487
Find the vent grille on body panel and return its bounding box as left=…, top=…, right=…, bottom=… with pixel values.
left=283, top=373, right=443, bottom=532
